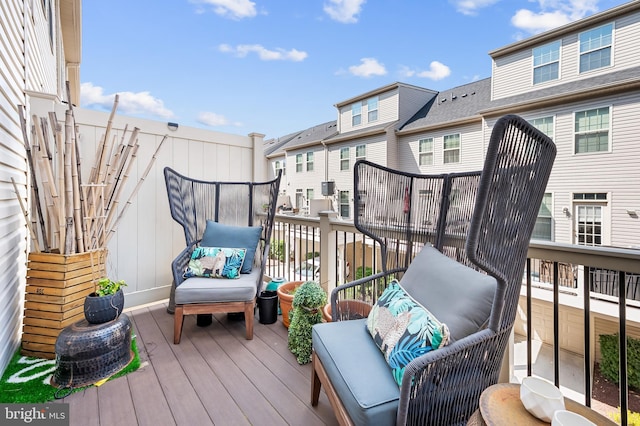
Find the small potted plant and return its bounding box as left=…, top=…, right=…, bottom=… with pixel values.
left=84, top=277, right=128, bottom=324
left=287, top=281, right=327, bottom=364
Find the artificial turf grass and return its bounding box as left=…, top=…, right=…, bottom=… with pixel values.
left=0, top=337, right=140, bottom=403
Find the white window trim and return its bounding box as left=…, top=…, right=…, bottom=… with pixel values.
left=352, top=103, right=362, bottom=127
left=355, top=144, right=366, bottom=161
left=306, top=152, right=314, bottom=172
left=367, top=96, right=379, bottom=123
left=532, top=41, right=561, bottom=86
left=532, top=192, right=554, bottom=241
left=577, top=22, right=615, bottom=74
left=418, top=137, right=434, bottom=166
left=573, top=105, right=612, bottom=155
left=295, top=153, right=303, bottom=173
left=443, top=134, right=461, bottom=164
left=528, top=115, right=555, bottom=139
left=340, top=147, right=350, bottom=171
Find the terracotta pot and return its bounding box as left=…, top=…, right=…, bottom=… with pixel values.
left=276, top=281, right=304, bottom=328
left=322, top=299, right=372, bottom=322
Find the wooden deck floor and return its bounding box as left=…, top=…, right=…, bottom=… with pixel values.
left=59, top=301, right=339, bottom=426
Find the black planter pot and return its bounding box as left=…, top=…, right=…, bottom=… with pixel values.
left=84, top=288, right=125, bottom=324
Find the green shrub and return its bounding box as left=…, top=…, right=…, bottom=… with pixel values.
left=355, top=266, right=373, bottom=280
left=610, top=409, right=640, bottom=425
left=269, top=239, right=285, bottom=261
left=305, top=251, right=320, bottom=260
left=599, top=333, right=640, bottom=390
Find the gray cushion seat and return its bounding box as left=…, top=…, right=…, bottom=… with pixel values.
left=175, top=269, right=261, bottom=304
left=312, top=245, right=497, bottom=424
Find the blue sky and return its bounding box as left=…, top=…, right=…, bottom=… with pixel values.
left=80, top=0, right=630, bottom=140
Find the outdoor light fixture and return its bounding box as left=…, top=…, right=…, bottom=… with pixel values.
left=167, top=122, right=179, bottom=131
left=562, top=207, right=570, bottom=217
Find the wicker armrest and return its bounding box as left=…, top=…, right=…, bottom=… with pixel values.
left=330, top=268, right=405, bottom=321
left=171, top=241, right=198, bottom=287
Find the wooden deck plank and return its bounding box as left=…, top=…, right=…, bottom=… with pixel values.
left=132, top=304, right=214, bottom=425
left=63, top=387, right=100, bottom=426
left=182, top=315, right=287, bottom=425
left=127, top=308, right=177, bottom=426
left=224, top=315, right=339, bottom=424
left=58, top=301, right=339, bottom=425
left=96, top=373, right=136, bottom=425
left=149, top=305, right=251, bottom=425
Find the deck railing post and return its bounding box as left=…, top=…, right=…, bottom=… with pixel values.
left=318, top=211, right=337, bottom=294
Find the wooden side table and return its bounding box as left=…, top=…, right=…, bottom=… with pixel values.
left=468, top=383, right=616, bottom=425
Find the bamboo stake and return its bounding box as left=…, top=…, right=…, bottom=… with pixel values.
left=63, top=110, right=75, bottom=254
left=11, top=178, right=41, bottom=252
left=34, top=116, right=61, bottom=248
left=106, top=127, right=139, bottom=210
left=19, top=105, right=49, bottom=252
left=49, top=111, right=66, bottom=248
left=105, top=135, right=168, bottom=244
left=103, top=142, right=139, bottom=247
left=95, top=94, right=120, bottom=186
left=71, top=127, right=84, bottom=253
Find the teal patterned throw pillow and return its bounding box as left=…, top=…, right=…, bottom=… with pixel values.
left=366, top=280, right=450, bottom=386
left=183, top=247, right=247, bottom=279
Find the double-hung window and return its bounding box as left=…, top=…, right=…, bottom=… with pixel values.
left=275, top=160, right=285, bottom=176
left=306, top=189, right=314, bottom=206
left=533, top=41, right=560, bottom=84
left=367, top=97, right=378, bottom=122
left=296, top=154, right=303, bottom=172
left=532, top=193, right=553, bottom=241
left=443, top=134, right=460, bottom=164
left=419, top=138, right=433, bottom=166
left=339, top=191, right=350, bottom=218
left=355, top=144, right=366, bottom=162
left=340, top=147, right=350, bottom=171
left=529, top=116, right=554, bottom=138
left=574, top=107, right=609, bottom=153
left=352, top=103, right=362, bottom=126
left=579, top=23, right=613, bottom=73
left=306, top=152, right=314, bottom=172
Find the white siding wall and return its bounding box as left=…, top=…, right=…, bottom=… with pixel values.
left=492, top=11, right=640, bottom=100
left=326, top=135, right=387, bottom=218
left=338, top=90, right=399, bottom=133
left=25, top=0, right=59, bottom=97
left=285, top=147, right=326, bottom=211
left=397, top=122, right=486, bottom=175
left=1, top=0, right=33, bottom=374
left=526, top=93, right=640, bottom=247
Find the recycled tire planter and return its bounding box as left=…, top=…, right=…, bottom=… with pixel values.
left=51, top=314, right=133, bottom=389
left=276, top=281, right=303, bottom=328
left=84, top=289, right=124, bottom=324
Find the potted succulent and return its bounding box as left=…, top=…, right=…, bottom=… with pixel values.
left=287, top=281, right=327, bottom=364
left=84, top=277, right=128, bottom=324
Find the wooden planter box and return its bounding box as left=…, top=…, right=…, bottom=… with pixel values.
left=21, top=250, right=106, bottom=359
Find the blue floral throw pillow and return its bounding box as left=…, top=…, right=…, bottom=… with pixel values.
left=366, top=280, right=450, bottom=386
left=183, top=247, right=246, bottom=279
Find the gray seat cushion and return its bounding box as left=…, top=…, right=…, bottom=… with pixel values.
left=399, top=244, right=497, bottom=341
left=313, top=320, right=399, bottom=426
left=175, top=269, right=260, bottom=304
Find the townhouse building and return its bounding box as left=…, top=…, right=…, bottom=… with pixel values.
left=268, top=0, right=640, bottom=251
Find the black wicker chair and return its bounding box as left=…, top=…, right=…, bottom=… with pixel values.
left=164, top=167, right=281, bottom=343
left=311, top=115, right=556, bottom=425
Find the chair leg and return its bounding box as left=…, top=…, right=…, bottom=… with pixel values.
left=174, top=306, right=184, bottom=344
left=311, top=353, right=322, bottom=406
left=244, top=300, right=254, bottom=340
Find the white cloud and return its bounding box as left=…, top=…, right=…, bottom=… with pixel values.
left=324, top=0, right=366, bottom=23
left=191, top=0, right=257, bottom=20
left=452, top=0, right=500, bottom=16
left=197, top=111, right=242, bottom=127
left=401, top=61, right=451, bottom=81
left=80, top=82, right=174, bottom=119
left=219, top=44, right=308, bottom=61
left=348, top=58, right=386, bottom=78
left=511, top=0, right=599, bottom=34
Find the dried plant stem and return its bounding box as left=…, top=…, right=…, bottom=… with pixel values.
left=11, top=178, right=40, bottom=252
